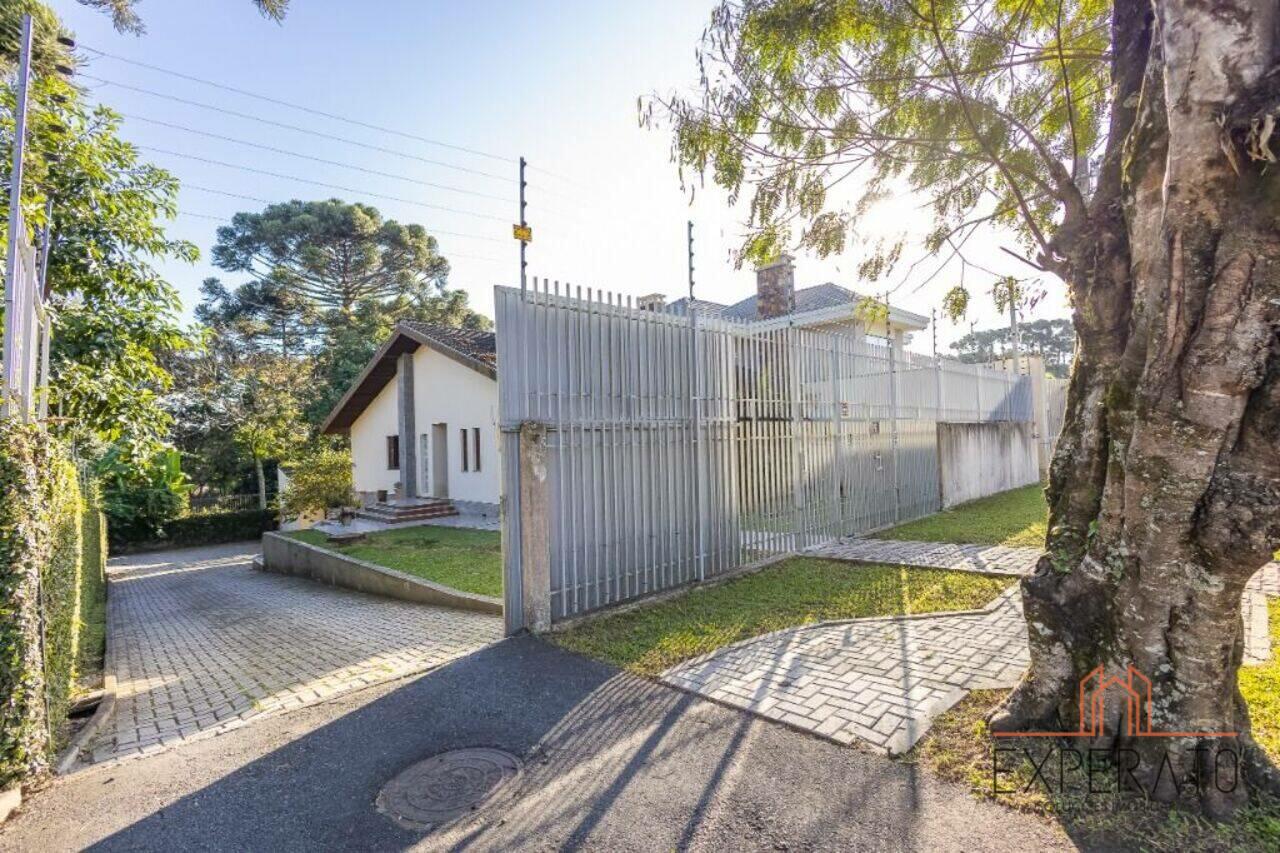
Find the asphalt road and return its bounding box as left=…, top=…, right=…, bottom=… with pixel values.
left=1, top=636, right=1072, bottom=851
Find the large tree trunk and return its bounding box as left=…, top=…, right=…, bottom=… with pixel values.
left=991, top=0, right=1280, bottom=817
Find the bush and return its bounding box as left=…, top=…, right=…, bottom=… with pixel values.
left=0, top=424, right=87, bottom=782
left=0, top=422, right=53, bottom=787
left=278, top=446, right=353, bottom=520
left=75, top=478, right=108, bottom=692
left=40, top=456, right=83, bottom=751
left=111, top=508, right=277, bottom=554
left=99, top=446, right=189, bottom=546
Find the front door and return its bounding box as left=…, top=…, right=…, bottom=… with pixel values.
left=431, top=423, right=449, bottom=497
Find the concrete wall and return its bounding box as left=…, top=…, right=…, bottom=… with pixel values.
left=350, top=372, right=401, bottom=497
left=259, top=532, right=501, bottom=614
left=937, top=421, right=1039, bottom=508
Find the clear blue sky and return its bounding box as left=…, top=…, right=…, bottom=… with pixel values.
left=52, top=0, right=1068, bottom=351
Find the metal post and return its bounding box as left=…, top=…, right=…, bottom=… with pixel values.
left=1008, top=283, right=1021, bottom=372
left=687, top=220, right=695, bottom=300
left=518, top=156, right=528, bottom=298
left=886, top=292, right=901, bottom=522
left=932, top=309, right=944, bottom=421
left=2, top=14, right=33, bottom=421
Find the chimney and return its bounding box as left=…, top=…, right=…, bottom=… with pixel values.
left=637, top=293, right=666, bottom=312
left=755, top=254, right=795, bottom=319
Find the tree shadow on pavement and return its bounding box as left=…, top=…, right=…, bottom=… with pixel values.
left=86, top=636, right=1068, bottom=852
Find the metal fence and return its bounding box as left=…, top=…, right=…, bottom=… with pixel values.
left=497, top=281, right=1033, bottom=629
left=1, top=214, right=47, bottom=420
left=1042, top=376, right=1069, bottom=459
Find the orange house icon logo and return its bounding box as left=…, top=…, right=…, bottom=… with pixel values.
left=993, top=665, right=1238, bottom=739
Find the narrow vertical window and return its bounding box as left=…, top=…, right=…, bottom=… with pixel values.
left=473, top=427, right=481, bottom=472
left=461, top=428, right=469, bottom=471
left=386, top=435, right=400, bottom=470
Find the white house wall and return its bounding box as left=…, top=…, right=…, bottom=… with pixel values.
left=349, top=371, right=400, bottom=496
left=410, top=346, right=500, bottom=508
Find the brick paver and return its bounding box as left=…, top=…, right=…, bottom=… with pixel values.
left=808, top=538, right=1042, bottom=575
left=663, top=538, right=1280, bottom=755
left=87, top=542, right=501, bottom=766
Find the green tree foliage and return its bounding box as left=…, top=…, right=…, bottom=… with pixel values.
left=211, top=199, right=452, bottom=315
left=76, top=0, right=289, bottom=35
left=951, top=318, right=1075, bottom=377
left=227, top=355, right=309, bottom=509
left=196, top=274, right=320, bottom=359
left=278, top=444, right=354, bottom=520
left=98, top=446, right=190, bottom=544
left=2, top=3, right=195, bottom=459
left=652, top=0, right=1107, bottom=283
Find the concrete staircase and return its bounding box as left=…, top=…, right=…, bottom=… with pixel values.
left=356, top=498, right=458, bottom=525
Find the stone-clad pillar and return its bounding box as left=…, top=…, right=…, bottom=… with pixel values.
left=397, top=352, right=417, bottom=499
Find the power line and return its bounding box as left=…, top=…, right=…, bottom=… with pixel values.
left=82, top=45, right=515, bottom=165
left=80, top=73, right=514, bottom=183
left=180, top=183, right=506, bottom=243
left=138, top=145, right=507, bottom=222
left=121, top=113, right=513, bottom=204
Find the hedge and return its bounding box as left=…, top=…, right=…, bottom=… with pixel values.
left=110, top=508, right=278, bottom=554
left=40, top=454, right=83, bottom=754
left=0, top=421, right=82, bottom=788
left=75, top=478, right=108, bottom=693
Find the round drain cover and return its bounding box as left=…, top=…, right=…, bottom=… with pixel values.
left=376, top=747, right=522, bottom=831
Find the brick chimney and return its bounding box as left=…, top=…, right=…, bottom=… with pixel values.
left=755, top=254, right=795, bottom=319
left=637, top=293, right=666, bottom=312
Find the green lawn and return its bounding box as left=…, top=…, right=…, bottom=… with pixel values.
left=552, top=557, right=1011, bottom=676
left=288, top=525, right=502, bottom=598
left=1239, top=601, right=1280, bottom=762
left=875, top=483, right=1048, bottom=548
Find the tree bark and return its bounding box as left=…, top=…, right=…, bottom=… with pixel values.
left=992, top=0, right=1280, bottom=817
left=255, top=455, right=267, bottom=511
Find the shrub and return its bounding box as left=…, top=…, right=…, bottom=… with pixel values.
left=75, top=478, right=108, bottom=691
left=111, top=508, right=277, bottom=554
left=0, top=422, right=52, bottom=787
left=99, top=446, right=189, bottom=546
left=278, top=446, right=353, bottom=520
left=40, top=455, right=83, bottom=750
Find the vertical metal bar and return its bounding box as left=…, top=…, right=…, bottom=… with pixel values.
left=518, top=156, right=528, bottom=297
left=2, top=14, right=33, bottom=421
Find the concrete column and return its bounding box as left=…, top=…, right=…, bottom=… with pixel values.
left=397, top=352, right=417, bottom=499
left=518, top=422, right=551, bottom=633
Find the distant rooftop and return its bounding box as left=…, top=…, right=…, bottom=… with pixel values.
left=665, top=282, right=928, bottom=330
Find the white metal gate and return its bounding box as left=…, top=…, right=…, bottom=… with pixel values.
left=497, top=282, right=1032, bottom=631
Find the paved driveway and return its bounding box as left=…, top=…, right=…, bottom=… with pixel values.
left=85, top=542, right=501, bottom=765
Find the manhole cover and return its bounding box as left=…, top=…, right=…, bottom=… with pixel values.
left=376, top=747, right=522, bottom=831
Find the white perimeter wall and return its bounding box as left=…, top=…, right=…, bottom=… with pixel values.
left=937, top=421, right=1039, bottom=508
left=350, top=371, right=400, bottom=496
left=411, top=346, right=499, bottom=506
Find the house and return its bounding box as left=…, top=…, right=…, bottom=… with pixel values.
left=321, top=322, right=499, bottom=522
left=651, top=255, right=929, bottom=355
left=321, top=257, right=926, bottom=524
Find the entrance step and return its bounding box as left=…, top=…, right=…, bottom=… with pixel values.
left=356, top=499, right=459, bottom=524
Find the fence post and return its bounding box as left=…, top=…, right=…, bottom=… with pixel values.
left=888, top=341, right=901, bottom=524
left=690, top=307, right=706, bottom=582
left=830, top=339, right=843, bottom=535
left=518, top=421, right=551, bottom=633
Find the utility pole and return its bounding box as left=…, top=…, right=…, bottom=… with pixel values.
left=517, top=156, right=528, bottom=297
left=1008, top=283, right=1021, bottom=374
left=2, top=14, right=33, bottom=421
left=687, top=220, right=695, bottom=301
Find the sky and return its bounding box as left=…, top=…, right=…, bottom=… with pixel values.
left=52, top=0, right=1070, bottom=353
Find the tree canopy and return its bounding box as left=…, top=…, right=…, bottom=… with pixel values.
left=652, top=0, right=1108, bottom=300
left=211, top=200, right=451, bottom=314
left=952, top=318, right=1074, bottom=376
left=76, top=0, right=289, bottom=34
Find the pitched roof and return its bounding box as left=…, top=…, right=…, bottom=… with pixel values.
left=401, top=321, right=497, bottom=368
left=665, top=283, right=928, bottom=330
left=320, top=322, right=496, bottom=435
